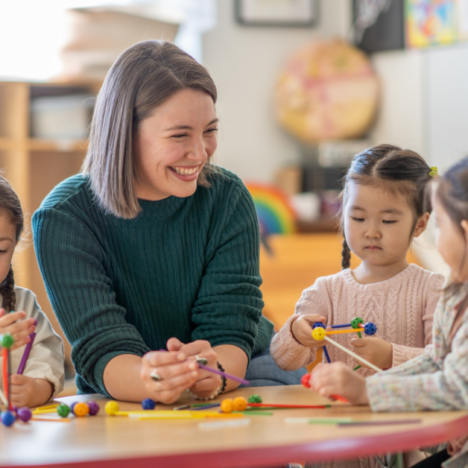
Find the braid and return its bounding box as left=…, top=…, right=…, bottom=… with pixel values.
left=0, top=266, right=16, bottom=313
left=341, top=239, right=351, bottom=270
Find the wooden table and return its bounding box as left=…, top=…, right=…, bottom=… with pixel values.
left=1, top=385, right=467, bottom=468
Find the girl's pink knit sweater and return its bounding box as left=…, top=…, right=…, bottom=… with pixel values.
left=271, top=264, right=445, bottom=374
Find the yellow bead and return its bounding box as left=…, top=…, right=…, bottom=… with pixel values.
left=220, top=398, right=233, bottom=413
left=232, top=397, right=247, bottom=412
left=105, top=401, right=120, bottom=416
left=312, top=327, right=326, bottom=341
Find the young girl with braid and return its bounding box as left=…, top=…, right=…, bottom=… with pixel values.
left=310, top=156, right=468, bottom=468
left=271, top=145, right=445, bottom=466
left=0, top=176, right=64, bottom=407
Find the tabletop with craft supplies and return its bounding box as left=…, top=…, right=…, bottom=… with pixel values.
left=0, top=385, right=468, bottom=468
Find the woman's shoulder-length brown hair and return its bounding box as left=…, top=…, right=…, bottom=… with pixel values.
left=82, top=40, right=218, bottom=219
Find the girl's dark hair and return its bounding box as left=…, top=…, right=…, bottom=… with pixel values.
left=435, top=157, right=468, bottom=323
left=0, top=176, right=23, bottom=312
left=82, top=40, right=218, bottom=219
left=341, top=144, right=432, bottom=269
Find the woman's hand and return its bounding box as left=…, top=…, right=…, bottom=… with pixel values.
left=351, top=337, right=393, bottom=369
left=141, top=346, right=200, bottom=405
left=291, top=314, right=328, bottom=347
left=0, top=309, right=36, bottom=351
left=168, top=338, right=221, bottom=399
left=310, top=362, right=369, bottom=405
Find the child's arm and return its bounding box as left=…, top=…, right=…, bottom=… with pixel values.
left=271, top=280, right=330, bottom=371
left=10, top=289, right=64, bottom=407
left=312, top=300, right=468, bottom=411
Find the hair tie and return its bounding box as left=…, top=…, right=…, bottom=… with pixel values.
left=429, top=166, right=438, bottom=178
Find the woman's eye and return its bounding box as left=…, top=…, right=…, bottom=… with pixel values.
left=0, top=250, right=7, bottom=254
left=172, top=133, right=187, bottom=139
left=205, top=127, right=218, bottom=135
left=351, top=217, right=364, bottom=222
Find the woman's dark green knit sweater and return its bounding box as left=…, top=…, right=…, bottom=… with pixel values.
left=32, top=168, right=273, bottom=396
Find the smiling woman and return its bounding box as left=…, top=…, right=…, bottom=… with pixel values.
left=32, top=40, right=305, bottom=404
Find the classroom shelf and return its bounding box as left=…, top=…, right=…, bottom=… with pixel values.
left=0, top=138, right=88, bottom=152
left=0, top=80, right=101, bottom=364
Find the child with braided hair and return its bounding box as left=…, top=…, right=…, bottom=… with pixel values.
left=0, top=175, right=64, bottom=407
left=270, top=144, right=445, bottom=467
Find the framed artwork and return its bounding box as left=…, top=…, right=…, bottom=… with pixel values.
left=235, top=0, right=319, bottom=27
left=406, top=0, right=457, bottom=48
left=352, top=0, right=406, bottom=53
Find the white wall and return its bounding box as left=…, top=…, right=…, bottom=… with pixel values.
left=370, top=50, right=425, bottom=156
left=203, top=0, right=351, bottom=182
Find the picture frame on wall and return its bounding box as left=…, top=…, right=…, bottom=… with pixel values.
left=235, top=0, right=319, bottom=27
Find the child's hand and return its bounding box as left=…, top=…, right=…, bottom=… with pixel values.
left=0, top=309, right=36, bottom=351
left=310, top=362, right=369, bottom=405
left=10, top=375, right=53, bottom=407
left=351, top=337, right=393, bottom=370
left=291, top=315, right=328, bottom=347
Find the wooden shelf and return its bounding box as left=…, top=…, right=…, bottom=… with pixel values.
left=0, top=80, right=100, bottom=366
left=0, top=138, right=88, bottom=152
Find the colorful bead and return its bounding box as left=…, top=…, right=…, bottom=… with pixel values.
left=70, top=402, right=78, bottom=415
left=351, top=317, right=364, bottom=329
left=87, top=401, right=100, bottom=416
left=301, top=373, right=311, bottom=388
left=248, top=394, right=262, bottom=404
left=312, top=322, right=325, bottom=329
left=232, top=397, right=247, bottom=411
left=105, top=401, right=120, bottom=416
left=141, top=398, right=156, bottom=410
left=73, top=402, right=89, bottom=417
left=312, top=327, right=326, bottom=341
left=364, top=322, right=377, bottom=336
left=17, top=407, right=32, bottom=422
left=1, top=333, right=14, bottom=349
left=57, top=403, right=71, bottom=418
left=1, top=411, right=15, bottom=426
left=220, top=398, right=233, bottom=413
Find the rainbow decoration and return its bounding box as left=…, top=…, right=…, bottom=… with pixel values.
left=245, top=183, right=296, bottom=235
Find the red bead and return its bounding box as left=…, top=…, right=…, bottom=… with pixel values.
left=301, top=373, right=311, bottom=388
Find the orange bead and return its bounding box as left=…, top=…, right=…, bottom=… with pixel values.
left=73, top=402, right=90, bottom=417
left=232, top=397, right=247, bottom=411
left=220, top=398, right=233, bottom=413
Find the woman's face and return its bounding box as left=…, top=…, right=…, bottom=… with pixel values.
left=134, top=88, right=218, bottom=201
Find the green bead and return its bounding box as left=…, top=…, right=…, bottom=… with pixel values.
left=351, top=317, right=364, bottom=329
left=57, top=404, right=71, bottom=418
left=248, top=394, right=262, bottom=403
left=1, top=333, right=14, bottom=349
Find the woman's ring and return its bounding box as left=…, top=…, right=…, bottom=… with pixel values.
left=195, top=355, right=208, bottom=365
left=150, top=370, right=163, bottom=382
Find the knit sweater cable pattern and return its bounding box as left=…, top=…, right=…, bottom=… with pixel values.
left=32, top=169, right=273, bottom=396
left=271, top=265, right=444, bottom=377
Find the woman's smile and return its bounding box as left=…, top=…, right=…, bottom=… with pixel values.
left=169, top=164, right=202, bottom=181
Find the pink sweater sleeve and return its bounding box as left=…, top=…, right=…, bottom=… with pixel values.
left=270, top=280, right=330, bottom=371
left=391, top=272, right=445, bottom=367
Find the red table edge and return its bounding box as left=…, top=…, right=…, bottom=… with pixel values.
left=4, top=413, right=468, bottom=468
